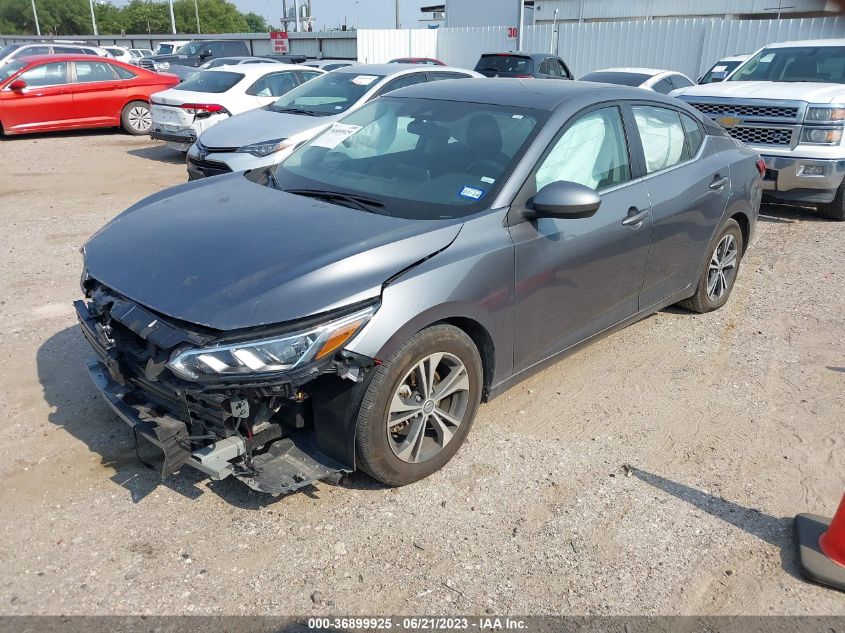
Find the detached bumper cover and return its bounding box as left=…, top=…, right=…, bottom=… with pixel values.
left=761, top=155, right=845, bottom=203
left=86, top=360, right=349, bottom=495
left=150, top=128, right=197, bottom=145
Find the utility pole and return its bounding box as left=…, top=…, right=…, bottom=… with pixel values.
left=294, top=0, right=301, bottom=32
left=30, top=0, right=41, bottom=35
left=355, top=1, right=359, bottom=29
left=89, top=0, right=98, bottom=36
left=516, top=0, right=524, bottom=51
left=193, top=0, right=200, bottom=34
left=168, top=0, right=176, bottom=34
left=550, top=7, right=557, bottom=53
left=395, top=0, right=400, bottom=29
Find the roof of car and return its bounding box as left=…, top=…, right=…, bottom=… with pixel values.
left=333, top=63, right=471, bottom=76
left=388, top=77, right=686, bottom=110
left=480, top=52, right=557, bottom=60
left=209, top=63, right=320, bottom=77
left=766, top=38, right=845, bottom=48
left=10, top=54, right=132, bottom=64
left=590, top=67, right=670, bottom=76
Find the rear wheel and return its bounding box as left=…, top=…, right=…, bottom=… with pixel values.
left=121, top=101, right=152, bottom=135
left=355, top=324, right=483, bottom=486
left=818, top=182, right=845, bottom=221
left=679, top=218, right=743, bottom=313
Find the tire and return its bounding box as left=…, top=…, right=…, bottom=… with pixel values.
left=818, top=182, right=845, bottom=221
left=121, top=101, right=152, bottom=135
left=678, top=218, right=744, bottom=314
left=355, top=324, right=483, bottom=486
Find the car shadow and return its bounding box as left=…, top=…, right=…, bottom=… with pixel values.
left=759, top=202, right=829, bottom=223
left=631, top=467, right=802, bottom=581
left=2, top=128, right=124, bottom=142
left=127, top=144, right=187, bottom=165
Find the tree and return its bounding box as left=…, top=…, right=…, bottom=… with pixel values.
left=243, top=11, right=268, bottom=32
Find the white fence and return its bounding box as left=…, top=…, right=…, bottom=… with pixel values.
left=359, top=16, right=845, bottom=78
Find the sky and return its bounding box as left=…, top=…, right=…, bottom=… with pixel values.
left=244, top=0, right=431, bottom=32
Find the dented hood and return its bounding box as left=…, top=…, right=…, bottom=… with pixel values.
left=83, top=174, right=462, bottom=331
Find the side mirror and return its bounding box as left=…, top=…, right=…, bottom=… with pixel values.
left=529, top=181, right=601, bottom=219
left=199, top=48, right=213, bottom=59
left=9, top=79, right=27, bottom=91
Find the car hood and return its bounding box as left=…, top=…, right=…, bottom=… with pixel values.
left=675, top=81, right=845, bottom=103
left=198, top=107, right=337, bottom=149
left=83, top=174, right=463, bottom=331
left=148, top=54, right=198, bottom=65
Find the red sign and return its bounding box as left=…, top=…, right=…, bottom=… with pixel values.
left=507, top=26, right=518, bottom=39
left=270, top=31, right=289, bottom=53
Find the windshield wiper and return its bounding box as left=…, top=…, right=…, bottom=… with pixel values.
left=284, top=188, right=390, bottom=214
left=271, top=106, right=320, bottom=116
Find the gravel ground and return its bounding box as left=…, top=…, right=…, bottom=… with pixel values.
left=0, top=131, right=843, bottom=616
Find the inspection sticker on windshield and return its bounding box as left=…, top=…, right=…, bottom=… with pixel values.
left=459, top=186, right=484, bottom=200
left=351, top=74, right=378, bottom=86
left=480, top=176, right=495, bottom=184
left=311, top=123, right=362, bottom=149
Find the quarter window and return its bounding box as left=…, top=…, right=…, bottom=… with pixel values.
left=651, top=78, right=673, bottom=94
left=113, top=65, right=137, bottom=80
left=681, top=113, right=704, bottom=157
left=535, top=106, right=631, bottom=191
left=19, top=62, right=69, bottom=87
left=75, top=61, right=117, bottom=83
left=632, top=105, right=687, bottom=173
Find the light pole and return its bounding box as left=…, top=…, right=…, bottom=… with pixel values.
left=30, top=0, right=41, bottom=35
left=193, top=0, right=201, bottom=34
left=355, top=0, right=359, bottom=29
left=549, top=7, right=557, bottom=53
left=516, top=0, right=524, bottom=51
left=168, top=0, right=176, bottom=34
left=88, top=0, right=98, bottom=36
left=395, top=0, right=400, bottom=29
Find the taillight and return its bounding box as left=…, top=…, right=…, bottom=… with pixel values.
left=756, top=158, right=766, bottom=176
left=180, top=103, right=226, bottom=115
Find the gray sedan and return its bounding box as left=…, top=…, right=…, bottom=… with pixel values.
left=77, top=80, right=763, bottom=495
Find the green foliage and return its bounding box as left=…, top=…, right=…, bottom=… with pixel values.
left=0, top=0, right=270, bottom=35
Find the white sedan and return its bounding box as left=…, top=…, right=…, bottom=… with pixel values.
left=150, top=64, right=325, bottom=152
left=578, top=67, right=695, bottom=94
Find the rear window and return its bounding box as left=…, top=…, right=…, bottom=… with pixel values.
left=579, top=71, right=652, bottom=86
left=174, top=71, right=244, bottom=93
left=474, top=54, right=533, bottom=74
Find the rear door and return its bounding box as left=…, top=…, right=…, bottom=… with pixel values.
left=0, top=61, right=73, bottom=132
left=628, top=103, right=731, bottom=308
left=509, top=104, right=652, bottom=371
left=70, top=60, right=127, bottom=125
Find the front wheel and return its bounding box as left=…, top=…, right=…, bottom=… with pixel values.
left=679, top=218, right=744, bottom=314
left=121, top=101, right=152, bottom=135
left=355, top=324, right=483, bottom=486
left=818, top=181, right=845, bottom=221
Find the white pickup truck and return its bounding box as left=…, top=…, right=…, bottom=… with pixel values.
left=674, top=39, right=845, bottom=220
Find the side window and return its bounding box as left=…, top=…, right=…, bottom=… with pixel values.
left=19, top=61, right=69, bottom=87
left=558, top=59, right=573, bottom=79
left=298, top=71, right=322, bottom=82
left=427, top=72, right=471, bottom=82
left=53, top=46, right=84, bottom=54
left=535, top=106, right=632, bottom=192
left=538, top=59, right=549, bottom=75
left=670, top=74, right=693, bottom=89
left=546, top=59, right=562, bottom=77
left=113, top=65, right=137, bottom=80
left=247, top=72, right=297, bottom=97
left=632, top=105, right=688, bottom=173
left=74, top=61, right=117, bottom=83
left=681, top=113, right=704, bottom=157
left=13, top=45, right=50, bottom=58
left=207, top=42, right=225, bottom=57
left=373, top=72, right=426, bottom=98
left=223, top=42, right=246, bottom=56
left=651, top=78, right=673, bottom=94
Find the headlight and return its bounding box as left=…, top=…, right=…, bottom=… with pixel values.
left=800, top=127, right=844, bottom=144
left=154, top=61, right=171, bottom=71
left=806, top=106, right=845, bottom=122
left=167, top=305, right=376, bottom=380
left=236, top=138, right=293, bottom=157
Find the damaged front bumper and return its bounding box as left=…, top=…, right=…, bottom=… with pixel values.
left=76, top=286, right=375, bottom=495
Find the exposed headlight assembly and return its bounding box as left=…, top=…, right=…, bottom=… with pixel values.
left=236, top=138, right=294, bottom=157
left=805, top=106, right=845, bottom=122
left=154, top=61, right=171, bottom=71
left=167, top=305, right=376, bottom=380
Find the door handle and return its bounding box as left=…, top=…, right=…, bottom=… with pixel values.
left=622, top=207, right=649, bottom=226
left=710, top=175, right=729, bottom=190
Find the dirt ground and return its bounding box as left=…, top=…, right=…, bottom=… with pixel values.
left=0, top=131, right=842, bottom=616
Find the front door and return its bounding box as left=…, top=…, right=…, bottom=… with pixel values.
left=69, top=60, right=126, bottom=125
left=1, top=61, right=72, bottom=132
left=509, top=104, right=652, bottom=372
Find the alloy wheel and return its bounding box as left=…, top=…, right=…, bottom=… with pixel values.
left=707, top=234, right=738, bottom=301
left=386, top=352, right=470, bottom=464
left=128, top=106, right=152, bottom=133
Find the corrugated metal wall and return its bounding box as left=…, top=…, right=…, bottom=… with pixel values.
left=359, top=16, right=844, bottom=78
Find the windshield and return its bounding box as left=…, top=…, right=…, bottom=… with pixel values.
left=579, top=71, right=651, bottom=86
left=0, top=60, right=27, bottom=83
left=729, top=46, right=845, bottom=84
left=176, top=42, right=205, bottom=56
left=266, top=71, right=384, bottom=116
left=202, top=58, right=238, bottom=69
left=156, top=44, right=174, bottom=54
left=173, top=71, right=244, bottom=93
left=0, top=44, right=21, bottom=60
left=271, top=97, right=543, bottom=219
left=474, top=54, right=533, bottom=74
left=700, top=60, right=744, bottom=83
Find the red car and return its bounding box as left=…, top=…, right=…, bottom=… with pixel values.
left=387, top=57, right=446, bottom=66
left=0, top=54, right=179, bottom=136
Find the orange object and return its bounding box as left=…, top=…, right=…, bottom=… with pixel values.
left=819, top=493, right=845, bottom=568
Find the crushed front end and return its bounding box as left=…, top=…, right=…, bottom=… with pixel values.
left=76, top=281, right=377, bottom=495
